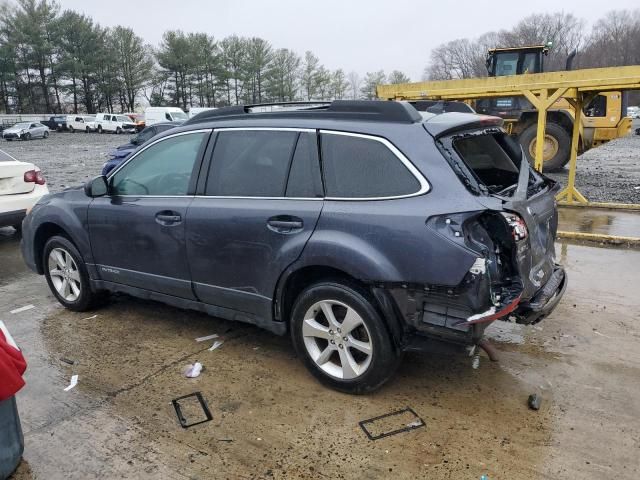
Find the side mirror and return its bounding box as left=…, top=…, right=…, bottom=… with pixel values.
left=84, top=175, right=109, bottom=197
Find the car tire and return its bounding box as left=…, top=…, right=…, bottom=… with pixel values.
left=290, top=281, right=401, bottom=394
left=518, top=122, right=571, bottom=172
left=43, top=130, right=49, bottom=138
left=69, top=126, right=74, bottom=133
left=85, top=127, right=90, bottom=133
left=43, top=235, right=102, bottom=312
left=97, top=125, right=103, bottom=134
left=115, top=127, right=122, bottom=134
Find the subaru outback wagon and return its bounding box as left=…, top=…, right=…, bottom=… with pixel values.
left=21, top=101, right=566, bottom=393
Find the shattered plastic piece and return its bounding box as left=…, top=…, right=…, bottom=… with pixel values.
left=64, top=374, right=78, bottom=391
left=10, top=304, right=34, bottom=314
left=82, top=314, right=98, bottom=321
left=406, top=420, right=423, bottom=428
left=469, top=257, right=487, bottom=275
left=208, top=340, right=224, bottom=351
left=481, top=476, right=489, bottom=480
left=185, top=362, right=203, bottom=378
left=528, top=393, right=542, bottom=410
left=195, top=334, right=219, bottom=342
left=467, top=307, right=496, bottom=322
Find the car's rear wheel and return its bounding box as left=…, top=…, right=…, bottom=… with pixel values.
left=290, top=281, right=401, bottom=394
left=43, top=236, right=101, bottom=312
left=69, top=126, right=74, bottom=133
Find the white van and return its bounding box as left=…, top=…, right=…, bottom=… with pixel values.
left=94, top=113, right=136, bottom=134
left=144, top=107, right=188, bottom=126
left=67, top=115, right=97, bottom=133
left=188, top=107, right=217, bottom=118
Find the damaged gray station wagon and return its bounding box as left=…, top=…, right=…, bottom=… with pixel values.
left=21, top=101, right=567, bottom=393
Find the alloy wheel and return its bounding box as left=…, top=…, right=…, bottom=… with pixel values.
left=302, top=299, right=373, bottom=380
left=48, top=247, right=81, bottom=302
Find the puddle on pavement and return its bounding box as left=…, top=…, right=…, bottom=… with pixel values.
left=558, top=206, right=640, bottom=238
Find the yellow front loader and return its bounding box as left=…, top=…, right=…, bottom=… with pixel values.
left=379, top=45, right=633, bottom=172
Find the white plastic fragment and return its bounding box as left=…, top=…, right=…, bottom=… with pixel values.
left=406, top=420, right=423, bottom=428
left=184, top=362, right=203, bottom=378
left=10, top=305, right=34, bottom=314
left=64, top=374, right=78, bottom=391
left=82, top=314, right=98, bottom=321
left=208, top=340, right=224, bottom=351
left=195, top=334, right=219, bottom=342
left=467, top=307, right=496, bottom=322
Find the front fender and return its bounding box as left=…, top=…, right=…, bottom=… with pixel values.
left=25, top=188, right=92, bottom=274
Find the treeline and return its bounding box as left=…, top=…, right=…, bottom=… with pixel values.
left=0, top=0, right=411, bottom=114
left=424, top=10, right=640, bottom=80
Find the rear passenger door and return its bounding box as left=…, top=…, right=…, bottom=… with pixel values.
left=186, top=128, right=324, bottom=321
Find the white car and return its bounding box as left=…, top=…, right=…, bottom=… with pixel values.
left=67, top=115, right=97, bottom=133
left=2, top=122, right=50, bottom=141
left=0, top=150, right=49, bottom=230
left=94, top=113, right=136, bottom=134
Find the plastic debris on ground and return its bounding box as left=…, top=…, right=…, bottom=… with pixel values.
left=63, top=374, right=78, bottom=391
left=184, top=362, right=203, bottom=378
left=208, top=340, right=224, bottom=351
left=195, top=334, right=219, bottom=342
left=9, top=305, right=34, bottom=314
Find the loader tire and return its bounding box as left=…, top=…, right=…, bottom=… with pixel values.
left=518, top=122, right=571, bottom=172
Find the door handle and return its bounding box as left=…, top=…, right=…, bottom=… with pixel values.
left=267, top=216, right=303, bottom=233
left=155, top=211, right=182, bottom=225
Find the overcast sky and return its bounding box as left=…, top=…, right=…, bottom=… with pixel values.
left=59, top=0, right=639, bottom=80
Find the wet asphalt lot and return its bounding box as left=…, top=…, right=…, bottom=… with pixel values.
left=1, top=130, right=640, bottom=479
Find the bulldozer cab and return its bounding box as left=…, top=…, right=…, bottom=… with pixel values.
left=486, top=45, right=549, bottom=77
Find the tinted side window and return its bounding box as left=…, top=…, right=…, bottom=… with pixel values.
left=286, top=133, right=322, bottom=198
left=207, top=130, right=298, bottom=197
left=111, top=132, right=206, bottom=196
left=321, top=133, right=421, bottom=198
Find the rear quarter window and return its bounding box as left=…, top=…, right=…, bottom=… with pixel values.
left=452, top=131, right=522, bottom=195
left=320, top=132, right=421, bottom=198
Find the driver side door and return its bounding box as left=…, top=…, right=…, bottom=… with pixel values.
left=87, top=130, right=211, bottom=298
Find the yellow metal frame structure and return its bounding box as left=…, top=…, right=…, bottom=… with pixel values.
left=377, top=65, right=640, bottom=206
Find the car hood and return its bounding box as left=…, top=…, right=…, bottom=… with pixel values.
left=4, top=126, right=26, bottom=134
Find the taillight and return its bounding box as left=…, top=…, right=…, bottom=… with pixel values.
left=24, top=169, right=46, bottom=185
left=502, top=213, right=528, bottom=241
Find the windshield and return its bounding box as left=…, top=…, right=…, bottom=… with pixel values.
left=13, top=122, right=30, bottom=128
left=116, top=115, right=131, bottom=123
left=171, top=111, right=188, bottom=121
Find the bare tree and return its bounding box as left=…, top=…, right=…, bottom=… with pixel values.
left=387, top=70, right=410, bottom=84
left=347, top=71, right=360, bottom=99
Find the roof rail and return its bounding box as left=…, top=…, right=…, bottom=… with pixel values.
left=184, top=100, right=422, bottom=125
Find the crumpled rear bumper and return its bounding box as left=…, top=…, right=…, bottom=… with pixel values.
left=513, top=265, right=567, bottom=325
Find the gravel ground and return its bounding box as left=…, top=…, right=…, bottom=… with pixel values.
left=547, top=119, right=640, bottom=204
left=0, top=130, right=124, bottom=191
left=1, top=122, right=639, bottom=203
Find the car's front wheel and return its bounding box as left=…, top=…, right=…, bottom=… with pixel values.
left=43, top=236, right=101, bottom=311
left=97, top=125, right=103, bottom=134
left=43, top=130, right=49, bottom=138
left=290, top=281, right=401, bottom=394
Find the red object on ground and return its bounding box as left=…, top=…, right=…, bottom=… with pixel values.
left=0, top=330, right=27, bottom=401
